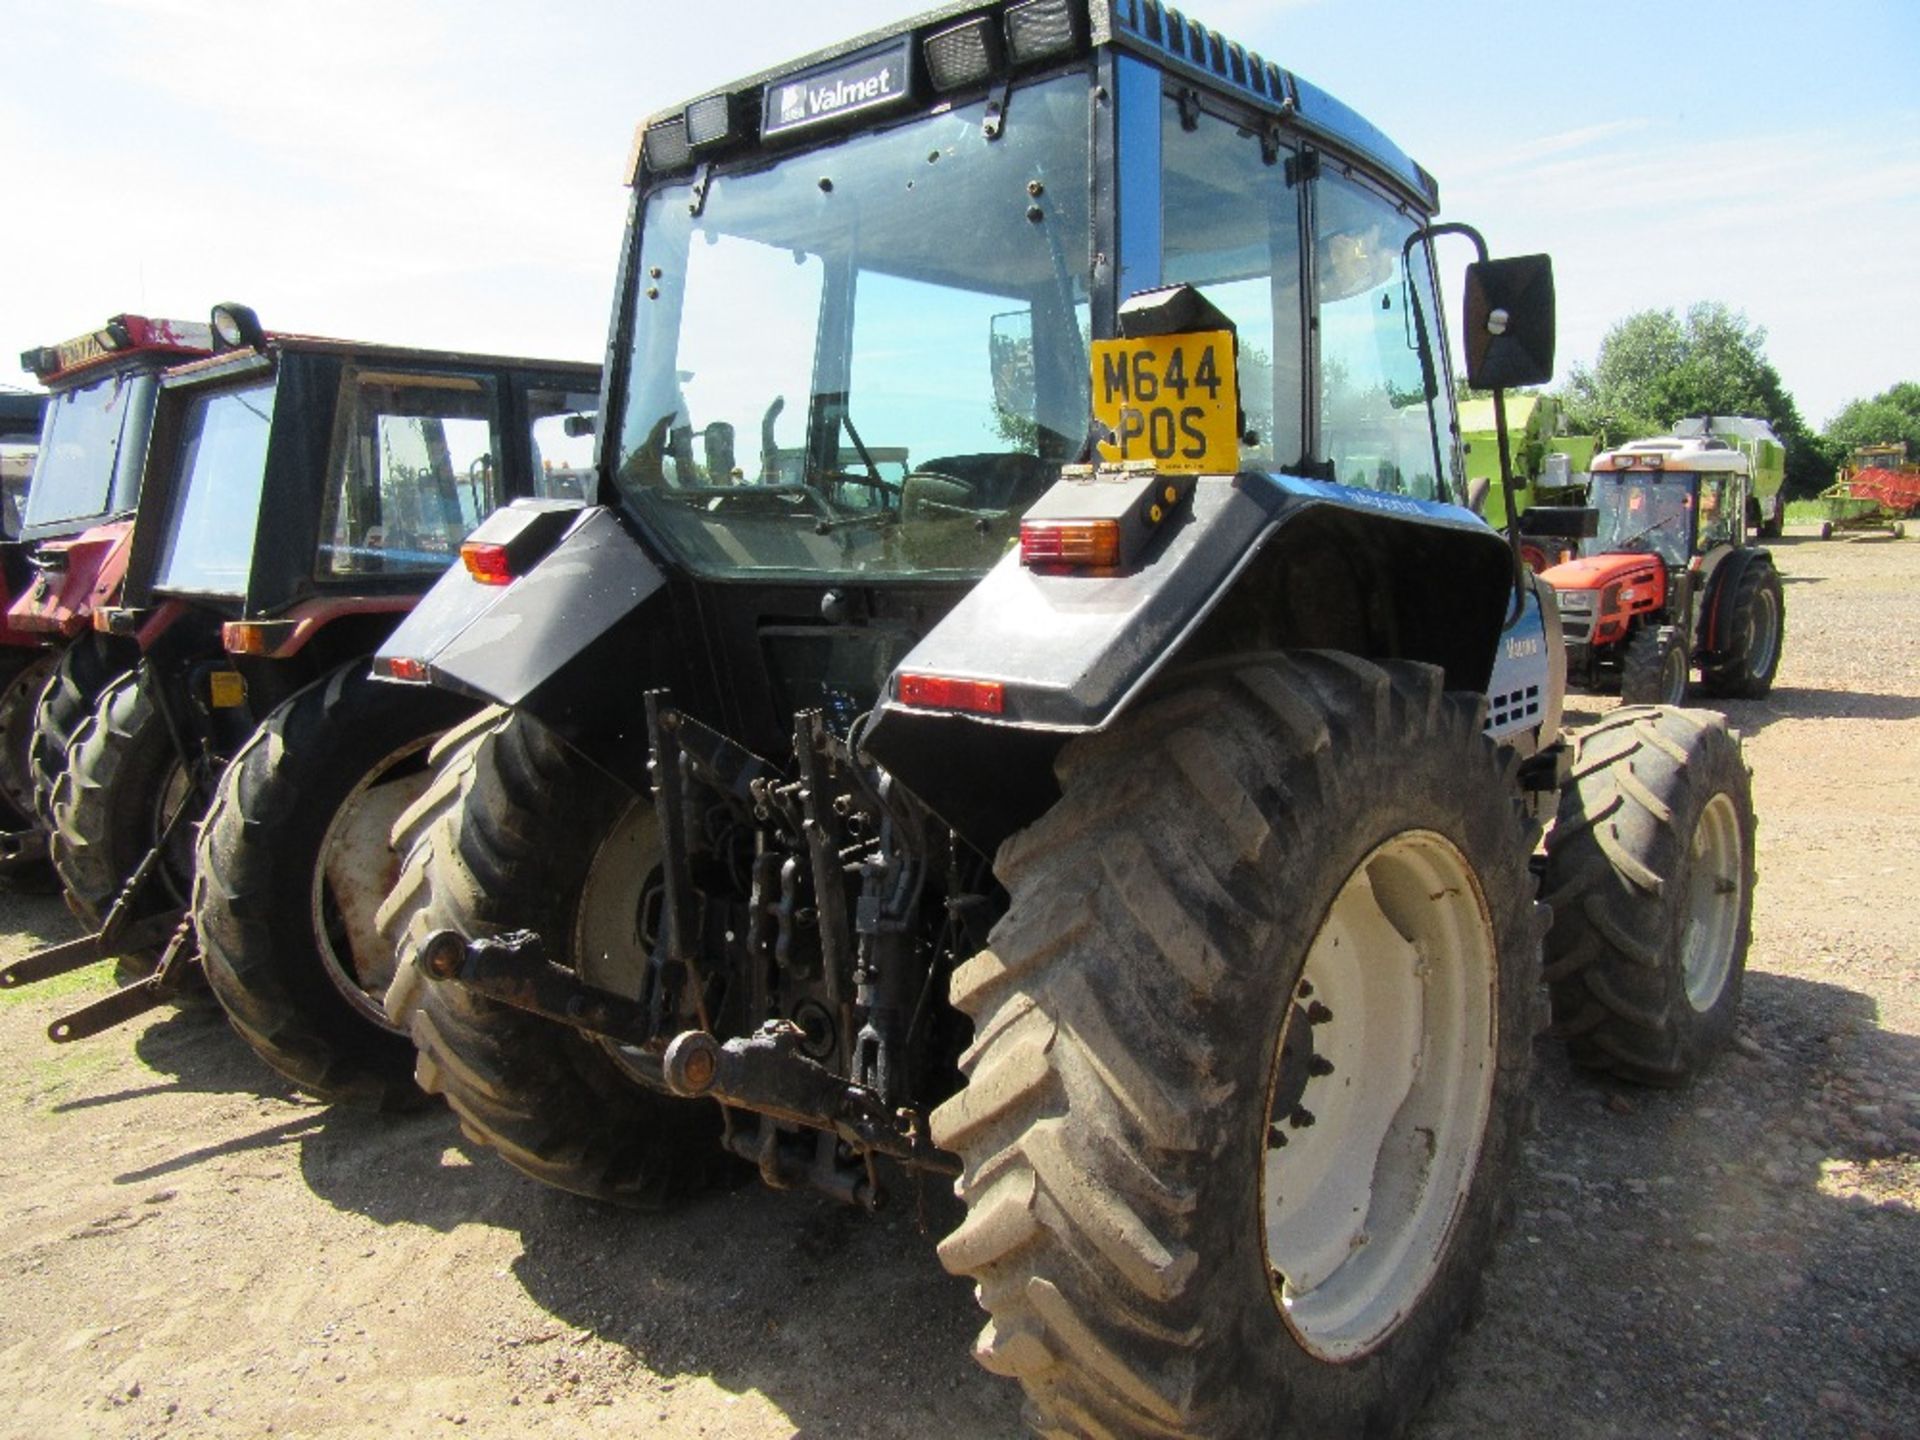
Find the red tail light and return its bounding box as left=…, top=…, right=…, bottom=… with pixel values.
left=460, top=541, right=514, bottom=585
left=897, top=673, right=1006, bottom=716
left=376, top=656, right=430, bottom=682
left=1019, top=519, right=1121, bottom=568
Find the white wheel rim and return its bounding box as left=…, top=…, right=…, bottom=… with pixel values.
left=312, top=734, right=443, bottom=1028
left=1745, top=588, right=1778, bottom=679
left=574, top=799, right=663, bottom=1081
left=1260, top=830, right=1498, bottom=1362
left=1663, top=643, right=1688, bottom=704
left=1682, top=793, right=1743, bottom=1012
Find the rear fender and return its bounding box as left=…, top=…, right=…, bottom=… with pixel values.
left=862, top=471, right=1518, bottom=849
left=373, top=504, right=672, bottom=788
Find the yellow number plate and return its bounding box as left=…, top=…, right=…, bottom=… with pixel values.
left=208, top=671, right=247, bottom=708
left=1090, top=330, right=1239, bottom=474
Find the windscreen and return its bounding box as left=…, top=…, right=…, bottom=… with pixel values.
left=614, top=72, right=1092, bottom=580
left=21, top=369, right=155, bottom=530
left=1587, top=471, right=1697, bottom=566
left=151, top=378, right=278, bottom=595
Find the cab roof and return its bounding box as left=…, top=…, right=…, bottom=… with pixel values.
left=641, top=0, right=1436, bottom=209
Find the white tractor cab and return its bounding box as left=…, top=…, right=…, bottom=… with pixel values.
left=1541, top=432, right=1783, bottom=704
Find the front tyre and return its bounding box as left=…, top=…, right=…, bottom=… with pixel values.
left=1621, top=624, right=1688, bottom=706
left=195, top=663, right=475, bottom=1109
left=375, top=707, right=724, bottom=1207
left=1542, top=706, right=1755, bottom=1086
left=930, top=654, right=1539, bottom=1439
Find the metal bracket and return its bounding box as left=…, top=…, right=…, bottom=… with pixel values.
left=1260, top=117, right=1285, bottom=167
left=1176, top=87, right=1201, bottom=132
left=982, top=80, right=1012, bottom=140
left=687, top=162, right=713, bottom=217
left=419, top=928, right=657, bottom=1047
left=45, top=915, right=197, bottom=1044
left=1285, top=148, right=1320, bottom=188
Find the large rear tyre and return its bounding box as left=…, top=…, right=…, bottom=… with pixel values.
left=1700, top=559, right=1783, bottom=699
left=196, top=663, right=474, bottom=1109
left=1542, top=707, right=1755, bottom=1086
left=376, top=706, right=724, bottom=1207
left=930, top=654, right=1539, bottom=1439
left=1620, top=624, right=1688, bottom=706
left=48, top=667, right=201, bottom=930
left=30, top=632, right=128, bottom=827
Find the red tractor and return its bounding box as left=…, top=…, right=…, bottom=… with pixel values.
left=1541, top=434, right=1783, bottom=704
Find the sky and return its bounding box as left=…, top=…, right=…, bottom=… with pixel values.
left=2, top=0, right=1915, bottom=428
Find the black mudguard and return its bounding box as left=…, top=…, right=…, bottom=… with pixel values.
left=862, top=471, right=1516, bottom=850
left=373, top=505, right=674, bottom=789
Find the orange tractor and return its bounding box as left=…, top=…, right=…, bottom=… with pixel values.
left=1542, top=434, right=1783, bottom=704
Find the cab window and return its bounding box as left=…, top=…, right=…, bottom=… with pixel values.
left=1313, top=170, right=1451, bottom=500
left=318, top=369, right=500, bottom=577
left=1160, top=94, right=1305, bottom=469
left=529, top=386, right=598, bottom=502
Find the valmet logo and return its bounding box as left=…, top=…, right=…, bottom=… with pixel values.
left=763, top=40, right=912, bottom=137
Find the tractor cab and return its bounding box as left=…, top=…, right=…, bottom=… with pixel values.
left=10, top=316, right=215, bottom=640
left=110, top=310, right=600, bottom=751
left=1542, top=434, right=1779, bottom=703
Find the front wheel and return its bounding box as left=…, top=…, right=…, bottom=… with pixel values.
left=1542, top=706, right=1755, bottom=1085
left=195, top=663, right=476, bottom=1109
left=930, top=654, right=1539, bottom=1438
left=1620, top=624, right=1688, bottom=706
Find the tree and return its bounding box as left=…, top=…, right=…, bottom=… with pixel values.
left=1561, top=302, right=1830, bottom=493
left=1823, top=382, right=1920, bottom=461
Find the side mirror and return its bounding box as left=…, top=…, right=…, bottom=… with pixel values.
left=1463, top=255, right=1555, bottom=390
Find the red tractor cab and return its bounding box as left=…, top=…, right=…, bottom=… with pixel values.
left=1541, top=436, right=1783, bottom=704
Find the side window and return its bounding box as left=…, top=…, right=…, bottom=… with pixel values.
left=318, top=369, right=500, bottom=577
left=1698, top=473, right=1737, bottom=549
left=1160, top=95, right=1305, bottom=469
left=529, top=387, right=599, bottom=501
left=1313, top=170, right=1448, bottom=500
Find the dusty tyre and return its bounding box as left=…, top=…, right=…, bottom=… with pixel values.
left=376, top=706, right=724, bottom=1207
left=196, top=663, right=474, bottom=1109
left=1620, top=624, right=1688, bottom=706
left=30, top=633, right=126, bottom=827
left=930, top=654, right=1539, bottom=1439
left=0, top=649, right=58, bottom=888
left=48, top=667, right=202, bottom=930
left=1700, top=559, right=1783, bottom=699
left=1541, top=707, right=1755, bottom=1086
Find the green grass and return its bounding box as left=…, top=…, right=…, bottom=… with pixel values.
left=0, top=958, right=116, bottom=1010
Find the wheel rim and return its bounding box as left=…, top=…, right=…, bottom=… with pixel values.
left=0, top=654, right=53, bottom=822
left=1744, top=587, right=1779, bottom=679
left=312, top=734, right=443, bottom=1028
left=573, top=799, right=664, bottom=1084
left=1682, top=793, right=1744, bottom=1012
left=154, top=759, right=198, bottom=904
left=1260, top=830, right=1497, bottom=1362
left=1661, top=641, right=1688, bottom=705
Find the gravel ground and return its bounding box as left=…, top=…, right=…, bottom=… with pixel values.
left=0, top=528, right=1914, bottom=1440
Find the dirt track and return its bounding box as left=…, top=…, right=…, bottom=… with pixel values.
left=1, top=529, right=1915, bottom=1440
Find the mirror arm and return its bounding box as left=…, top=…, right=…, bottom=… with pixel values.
left=1403, top=221, right=1526, bottom=626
